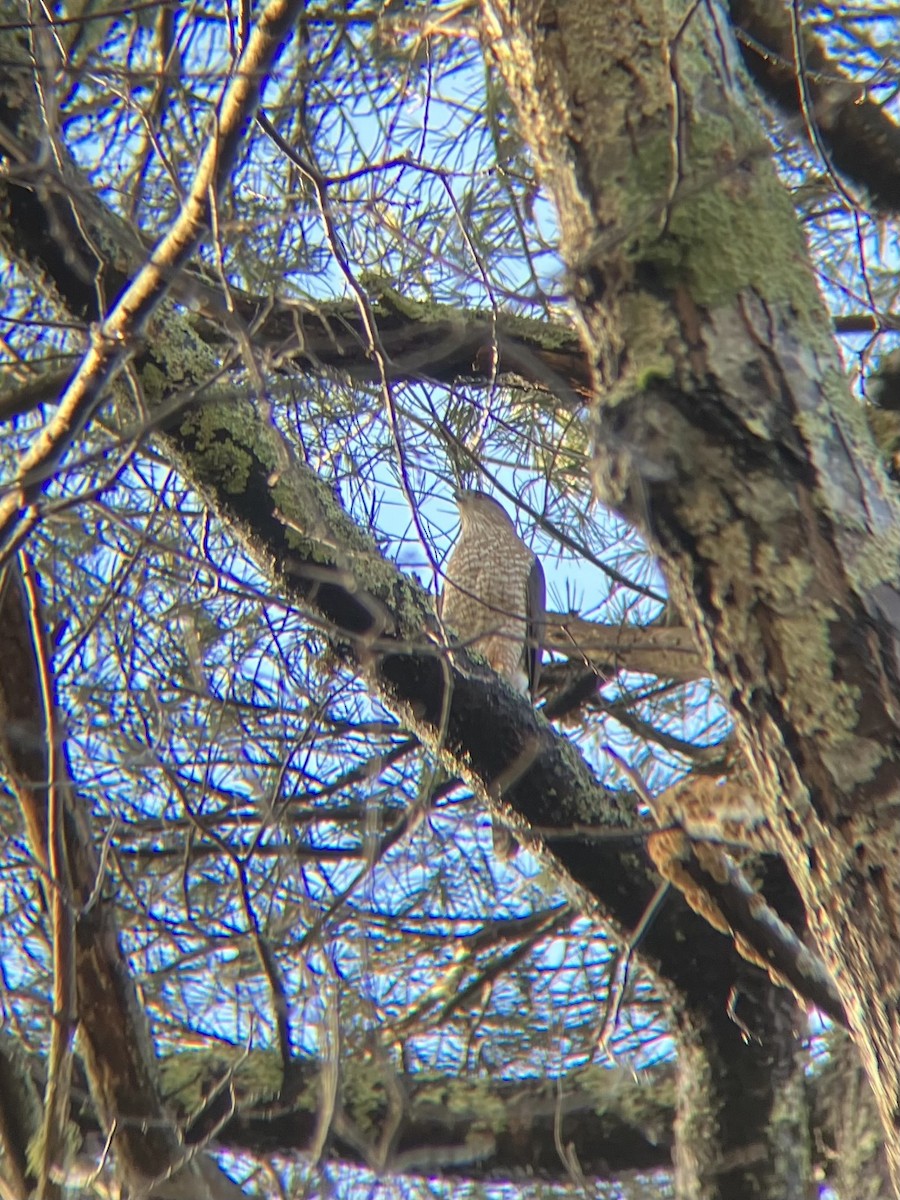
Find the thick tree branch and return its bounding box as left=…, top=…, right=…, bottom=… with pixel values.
left=0, top=0, right=307, bottom=555
left=0, top=562, right=247, bottom=1198
left=0, top=195, right=831, bottom=1197
left=729, top=0, right=900, bottom=213
left=0, top=1037, right=882, bottom=1195
left=543, top=612, right=705, bottom=682
left=480, top=0, right=900, bottom=1189
left=0, top=21, right=843, bottom=1197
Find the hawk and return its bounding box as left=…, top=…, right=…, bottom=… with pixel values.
left=439, top=491, right=546, bottom=858
left=440, top=491, right=545, bottom=698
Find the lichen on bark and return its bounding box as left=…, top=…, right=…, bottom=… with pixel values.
left=484, top=0, right=900, bottom=1191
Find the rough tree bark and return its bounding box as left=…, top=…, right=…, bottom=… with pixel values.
left=0, top=563, right=247, bottom=1198
left=0, top=42, right=813, bottom=1199
left=480, top=0, right=900, bottom=1192
left=0, top=2, right=890, bottom=1196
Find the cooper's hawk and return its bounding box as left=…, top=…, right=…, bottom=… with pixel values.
left=440, top=491, right=545, bottom=697
left=439, top=492, right=545, bottom=858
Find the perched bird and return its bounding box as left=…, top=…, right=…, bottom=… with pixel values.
left=439, top=491, right=546, bottom=858
left=439, top=491, right=545, bottom=698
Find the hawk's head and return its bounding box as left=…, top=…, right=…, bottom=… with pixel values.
left=453, top=490, right=515, bottom=530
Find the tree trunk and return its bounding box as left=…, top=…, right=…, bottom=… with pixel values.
left=0, top=8, right=869, bottom=1193
left=482, top=0, right=900, bottom=1190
